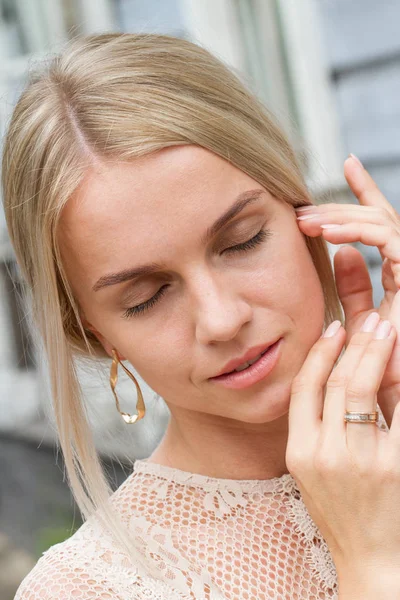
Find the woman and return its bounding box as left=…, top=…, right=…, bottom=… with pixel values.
left=4, top=33, right=400, bottom=599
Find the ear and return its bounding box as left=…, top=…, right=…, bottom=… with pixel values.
left=82, top=318, right=127, bottom=361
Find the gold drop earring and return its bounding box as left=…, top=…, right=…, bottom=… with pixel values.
left=110, top=349, right=146, bottom=424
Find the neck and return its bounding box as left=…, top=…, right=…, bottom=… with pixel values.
left=147, top=406, right=290, bottom=481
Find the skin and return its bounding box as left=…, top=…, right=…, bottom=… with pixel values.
left=295, top=156, right=400, bottom=430
left=58, top=144, right=326, bottom=480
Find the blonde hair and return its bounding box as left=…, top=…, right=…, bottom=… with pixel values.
left=1, top=33, right=343, bottom=558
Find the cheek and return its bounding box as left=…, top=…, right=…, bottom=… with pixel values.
left=121, top=324, right=189, bottom=388
left=260, top=231, right=325, bottom=330
left=286, top=242, right=326, bottom=340
left=251, top=230, right=323, bottom=299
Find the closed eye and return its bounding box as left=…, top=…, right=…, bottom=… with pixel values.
left=222, top=227, right=271, bottom=254
left=122, top=227, right=272, bottom=319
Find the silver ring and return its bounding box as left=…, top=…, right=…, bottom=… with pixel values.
left=344, top=411, right=379, bottom=424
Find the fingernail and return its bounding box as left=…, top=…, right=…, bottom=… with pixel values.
left=297, top=214, right=318, bottom=221
left=320, top=224, right=341, bottom=229
left=361, top=312, right=380, bottom=332
left=323, top=320, right=342, bottom=338
left=374, top=320, right=392, bottom=340
left=295, top=206, right=315, bottom=212
left=349, top=153, right=364, bottom=169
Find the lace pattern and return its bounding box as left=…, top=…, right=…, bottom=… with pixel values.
left=15, top=407, right=389, bottom=599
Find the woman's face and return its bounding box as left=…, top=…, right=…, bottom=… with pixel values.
left=58, top=145, right=325, bottom=424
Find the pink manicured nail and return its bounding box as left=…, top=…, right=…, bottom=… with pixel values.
left=361, top=312, right=380, bottom=332
left=297, top=214, right=318, bottom=221
left=295, top=206, right=315, bottom=212
left=349, top=153, right=364, bottom=169
left=323, top=320, right=342, bottom=338
left=374, top=320, right=392, bottom=340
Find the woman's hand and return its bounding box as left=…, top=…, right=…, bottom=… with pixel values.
left=295, top=155, right=400, bottom=428
left=286, top=313, right=400, bottom=594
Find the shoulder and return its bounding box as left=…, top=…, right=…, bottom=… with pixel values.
left=14, top=468, right=171, bottom=599
left=14, top=518, right=140, bottom=600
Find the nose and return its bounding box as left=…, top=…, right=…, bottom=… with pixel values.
left=192, top=271, right=253, bottom=345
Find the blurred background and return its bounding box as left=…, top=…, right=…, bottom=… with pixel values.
left=0, top=0, right=399, bottom=596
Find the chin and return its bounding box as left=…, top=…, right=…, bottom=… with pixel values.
left=233, top=381, right=292, bottom=424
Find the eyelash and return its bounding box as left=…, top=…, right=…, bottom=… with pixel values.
left=122, top=227, right=271, bottom=319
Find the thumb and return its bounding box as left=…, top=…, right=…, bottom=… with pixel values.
left=333, top=245, right=374, bottom=329
left=387, top=288, right=400, bottom=330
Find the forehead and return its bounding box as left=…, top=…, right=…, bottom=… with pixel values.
left=57, top=145, right=265, bottom=296
left=59, top=145, right=261, bottom=244
left=65, top=145, right=256, bottom=220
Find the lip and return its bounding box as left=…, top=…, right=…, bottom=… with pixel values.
left=211, top=340, right=278, bottom=378
left=209, top=338, right=283, bottom=390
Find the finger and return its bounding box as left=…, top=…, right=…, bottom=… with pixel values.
left=333, top=245, right=374, bottom=331
left=387, top=396, right=400, bottom=452
left=344, top=155, right=398, bottom=218
left=378, top=259, right=398, bottom=322
left=333, top=247, right=397, bottom=329
left=296, top=206, right=395, bottom=242
left=301, top=221, right=395, bottom=322
left=296, top=205, right=388, bottom=224
left=377, top=290, right=400, bottom=427
left=382, top=288, right=400, bottom=367
left=288, top=321, right=346, bottom=450
left=320, top=223, right=400, bottom=286
left=382, top=257, right=398, bottom=294
left=296, top=203, right=378, bottom=216
left=322, top=312, right=381, bottom=436
left=346, top=319, right=396, bottom=455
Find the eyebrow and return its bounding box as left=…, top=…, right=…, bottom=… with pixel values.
left=92, top=188, right=265, bottom=292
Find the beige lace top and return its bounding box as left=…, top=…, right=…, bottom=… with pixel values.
left=14, top=455, right=344, bottom=600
